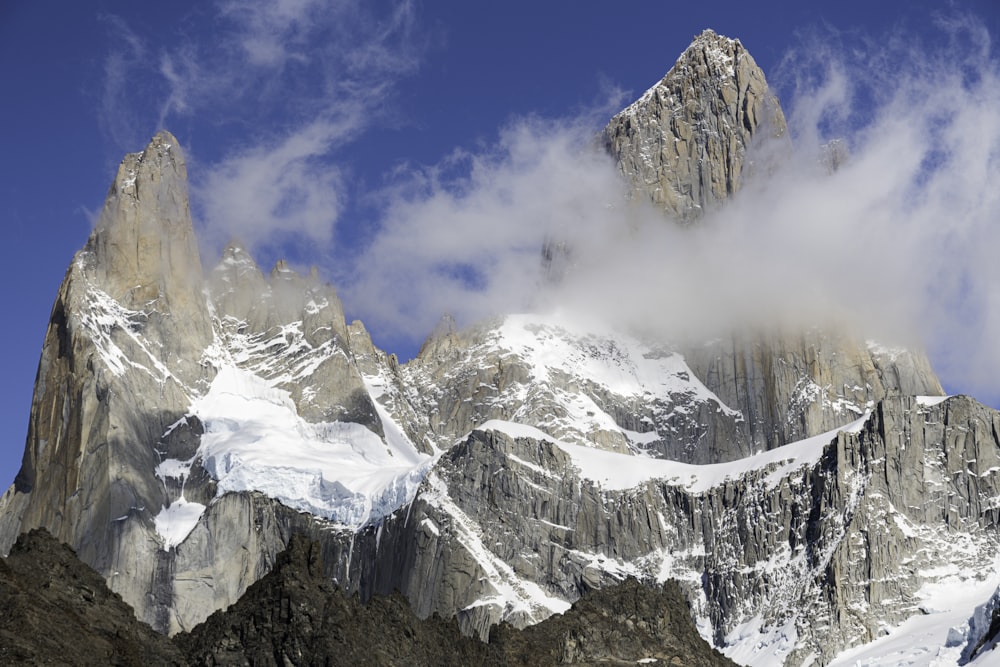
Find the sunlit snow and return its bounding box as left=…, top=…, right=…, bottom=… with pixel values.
left=494, top=313, right=738, bottom=416
left=826, top=556, right=1000, bottom=667
left=476, top=414, right=868, bottom=493
left=190, top=366, right=432, bottom=528
left=153, top=498, right=207, bottom=549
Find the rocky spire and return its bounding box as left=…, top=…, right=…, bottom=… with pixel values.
left=0, top=131, right=216, bottom=630
left=86, top=131, right=207, bottom=320
left=603, top=29, right=786, bottom=221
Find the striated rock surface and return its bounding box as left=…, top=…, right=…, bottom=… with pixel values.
left=0, top=130, right=215, bottom=633
left=0, top=131, right=417, bottom=635
left=684, top=330, right=944, bottom=454
left=603, top=29, right=786, bottom=221
left=400, top=313, right=748, bottom=463
left=207, top=243, right=383, bottom=435
left=600, top=30, right=942, bottom=458
left=327, top=395, right=1000, bottom=664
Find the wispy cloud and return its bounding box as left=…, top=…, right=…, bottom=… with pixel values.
left=98, top=0, right=422, bottom=252
left=97, top=13, right=149, bottom=151
left=197, top=119, right=356, bottom=250
left=96, top=7, right=1000, bottom=400
left=345, top=17, right=1000, bottom=401
left=344, top=111, right=630, bottom=336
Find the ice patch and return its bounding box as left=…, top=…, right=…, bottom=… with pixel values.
left=191, top=366, right=432, bottom=528
left=916, top=395, right=951, bottom=407
left=153, top=498, right=206, bottom=549
left=826, top=555, right=1000, bottom=667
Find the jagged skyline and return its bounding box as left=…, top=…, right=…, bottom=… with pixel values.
left=4, top=6, right=1000, bottom=663
left=1, top=0, right=998, bottom=494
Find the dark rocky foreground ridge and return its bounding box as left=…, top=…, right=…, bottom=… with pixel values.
left=0, top=529, right=735, bottom=666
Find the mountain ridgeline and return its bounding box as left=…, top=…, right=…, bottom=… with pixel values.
left=2, top=29, right=998, bottom=666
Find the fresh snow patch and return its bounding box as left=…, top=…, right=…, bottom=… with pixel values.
left=153, top=498, right=206, bottom=549
left=191, top=366, right=432, bottom=528
left=475, top=414, right=869, bottom=493
left=419, top=517, right=440, bottom=537
left=155, top=458, right=193, bottom=480
left=916, top=395, right=951, bottom=407
left=827, top=556, right=1000, bottom=667
left=724, top=613, right=800, bottom=667
left=495, top=313, right=739, bottom=417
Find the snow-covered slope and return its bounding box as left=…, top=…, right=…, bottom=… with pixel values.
left=403, top=311, right=751, bottom=464
left=156, top=366, right=431, bottom=537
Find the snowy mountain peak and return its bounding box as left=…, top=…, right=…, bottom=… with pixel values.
left=0, top=30, right=994, bottom=667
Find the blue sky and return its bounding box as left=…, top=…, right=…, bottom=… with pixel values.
left=1, top=0, right=999, bottom=489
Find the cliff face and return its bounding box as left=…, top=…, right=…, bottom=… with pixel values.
left=0, top=29, right=993, bottom=667
left=603, top=30, right=786, bottom=221
left=0, top=132, right=216, bottom=630
left=604, top=29, right=942, bottom=458
left=0, top=132, right=412, bottom=635
left=319, top=395, right=1000, bottom=665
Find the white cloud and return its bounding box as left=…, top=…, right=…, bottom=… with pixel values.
left=345, top=18, right=1000, bottom=402
left=98, top=0, right=422, bottom=251
left=97, top=14, right=149, bottom=151
left=196, top=119, right=355, bottom=250
left=343, top=112, right=630, bottom=336
left=95, top=7, right=1000, bottom=401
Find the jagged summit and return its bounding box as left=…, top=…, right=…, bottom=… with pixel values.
left=86, top=131, right=204, bottom=312
left=604, top=29, right=786, bottom=221
left=0, top=33, right=995, bottom=667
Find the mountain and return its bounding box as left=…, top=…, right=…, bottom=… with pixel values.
left=2, top=29, right=999, bottom=666
left=603, top=29, right=786, bottom=220
left=0, top=528, right=735, bottom=666
left=0, top=529, right=181, bottom=665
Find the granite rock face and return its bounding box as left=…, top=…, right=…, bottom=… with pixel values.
left=0, top=132, right=399, bottom=635
left=684, top=330, right=944, bottom=454
left=327, top=395, right=1000, bottom=665
left=207, top=243, right=383, bottom=435
left=0, top=131, right=216, bottom=632
left=603, top=29, right=786, bottom=221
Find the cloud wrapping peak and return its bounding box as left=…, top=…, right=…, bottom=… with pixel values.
left=97, top=8, right=1000, bottom=400
left=345, top=20, right=1000, bottom=403
left=344, top=115, right=631, bottom=336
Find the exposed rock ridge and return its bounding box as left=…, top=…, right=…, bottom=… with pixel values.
left=0, top=132, right=414, bottom=635
left=0, top=529, right=735, bottom=666
left=684, top=331, right=944, bottom=453
left=603, top=29, right=786, bottom=221
left=402, top=314, right=751, bottom=464
left=601, top=30, right=943, bottom=453
left=328, top=395, right=1000, bottom=665
left=0, top=130, right=217, bottom=633
left=0, top=528, right=182, bottom=665
left=206, top=241, right=382, bottom=432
